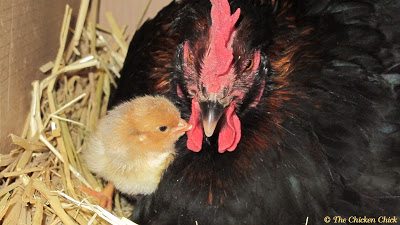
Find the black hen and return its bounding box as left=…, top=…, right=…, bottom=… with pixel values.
left=109, top=0, right=400, bottom=224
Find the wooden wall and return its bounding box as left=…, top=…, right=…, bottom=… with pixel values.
left=99, top=0, right=172, bottom=39
left=0, top=0, right=171, bottom=153
left=0, top=0, right=80, bottom=153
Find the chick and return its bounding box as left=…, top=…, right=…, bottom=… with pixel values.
left=82, top=96, right=191, bottom=209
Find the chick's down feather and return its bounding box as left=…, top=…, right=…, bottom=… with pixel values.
left=84, top=96, right=191, bottom=195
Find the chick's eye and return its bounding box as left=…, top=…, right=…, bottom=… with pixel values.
left=159, top=126, right=168, bottom=132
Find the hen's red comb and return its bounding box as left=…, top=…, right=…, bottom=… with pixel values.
left=200, top=0, right=240, bottom=93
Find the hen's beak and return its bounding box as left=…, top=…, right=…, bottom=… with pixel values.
left=199, top=100, right=225, bottom=137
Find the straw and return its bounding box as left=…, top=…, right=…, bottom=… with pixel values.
left=0, top=1, right=137, bottom=224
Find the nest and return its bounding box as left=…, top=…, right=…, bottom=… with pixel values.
left=0, top=1, right=150, bottom=224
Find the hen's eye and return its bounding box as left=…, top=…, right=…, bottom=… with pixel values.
left=159, top=126, right=168, bottom=132
left=244, top=59, right=253, bottom=71
left=188, top=89, right=197, bottom=97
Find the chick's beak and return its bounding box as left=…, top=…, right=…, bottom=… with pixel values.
left=199, top=100, right=225, bottom=137
left=172, top=119, right=192, bottom=134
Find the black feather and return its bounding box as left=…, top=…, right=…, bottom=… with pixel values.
left=110, top=0, right=400, bottom=224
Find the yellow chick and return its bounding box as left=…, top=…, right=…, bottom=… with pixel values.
left=82, top=96, right=191, bottom=207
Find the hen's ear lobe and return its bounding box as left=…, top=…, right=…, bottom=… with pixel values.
left=183, top=41, right=194, bottom=65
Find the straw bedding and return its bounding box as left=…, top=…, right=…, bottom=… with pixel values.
left=0, top=1, right=149, bottom=224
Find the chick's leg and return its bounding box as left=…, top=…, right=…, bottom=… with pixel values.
left=80, top=182, right=115, bottom=211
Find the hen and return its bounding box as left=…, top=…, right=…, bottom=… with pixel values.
left=110, top=0, right=400, bottom=224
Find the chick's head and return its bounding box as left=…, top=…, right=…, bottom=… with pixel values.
left=108, top=96, right=191, bottom=158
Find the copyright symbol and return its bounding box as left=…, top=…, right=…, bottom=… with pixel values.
left=324, top=216, right=331, bottom=223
